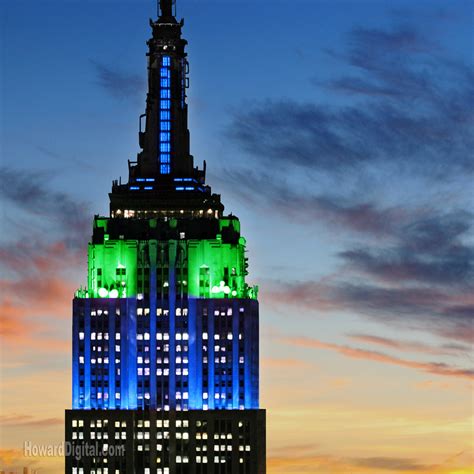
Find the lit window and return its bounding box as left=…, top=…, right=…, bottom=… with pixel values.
left=162, top=56, right=171, bottom=66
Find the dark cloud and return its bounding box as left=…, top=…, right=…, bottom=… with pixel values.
left=265, top=280, right=473, bottom=344
left=0, top=166, right=90, bottom=249
left=91, top=60, right=145, bottom=100
left=226, top=26, right=474, bottom=177
left=341, top=245, right=473, bottom=286
left=36, top=144, right=99, bottom=171
left=339, top=211, right=474, bottom=286
left=215, top=169, right=407, bottom=237
left=225, top=166, right=473, bottom=344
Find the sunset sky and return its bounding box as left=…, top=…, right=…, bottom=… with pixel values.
left=1, top=0, right=473, bottom=473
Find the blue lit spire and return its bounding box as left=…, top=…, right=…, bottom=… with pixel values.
left=128, top=0, right=193, bottom=178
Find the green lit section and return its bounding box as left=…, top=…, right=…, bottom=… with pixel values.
left=86, top=240, right=139, bottom=298
left=76, top=217, right=258, bottom=299
left=187, top=238, right=248, bottom=298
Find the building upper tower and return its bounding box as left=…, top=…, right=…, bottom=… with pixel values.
left=110, top=0, right=223, bottom=218
left=66, top=2, right=266, bottom=472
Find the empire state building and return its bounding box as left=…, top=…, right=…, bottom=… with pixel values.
left=65, top=1, right=266, bottom=472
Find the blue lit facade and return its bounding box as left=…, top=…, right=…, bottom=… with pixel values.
left=72, top=298, right=259, bottom=411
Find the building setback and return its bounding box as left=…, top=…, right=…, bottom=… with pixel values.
left=65, top=1, right=266, bottom=473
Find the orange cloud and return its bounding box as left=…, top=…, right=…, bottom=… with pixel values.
left=280, top=336, right=474, bottom=380
left=0, top=241, right=79, bottom=354
left=348, top=333, right=470, bottom=357
left=0, top=415, right=63, bottom=428
left=267, top=449, right=474, bottom=474
left=261, top=357, right=311, bottom=369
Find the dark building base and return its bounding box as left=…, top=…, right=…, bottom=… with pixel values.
left=65, top=409, right=266, bottom=474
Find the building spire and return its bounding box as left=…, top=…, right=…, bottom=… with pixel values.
left=159, top=0, right=174, bottom=18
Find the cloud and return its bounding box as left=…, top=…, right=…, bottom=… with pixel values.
left=280, top=335, right=474, bottom=380
left=36, top=144, right=99, bottom=171
left=0, top=175, right=82, bottom=358
left=226, top=26, right=474, bottom=178
left=350, top=457, right=429, bottom=471
left=0, top=167, right=90, bottom=249
left=261, top=357, right=311, bottom=369
left=91, top=60, right=145, bottom=100
left=215, top=169, right=409, bottom=237
left=0, top=240, right=80, bottom=310
left=0, top=415, right=63, bottom=428
left=267, top=450, right=440, bottom=473
left=347, top=334, right=471, bottom=357
left=257, top=206, right=473, bottom=346
left=0, top=240, right=78, bottom=353
left=339, top=210, right=474, bottom=286
left=219, top=22, right=473, bottom=355
left=265, top=279, right=473, bottom=345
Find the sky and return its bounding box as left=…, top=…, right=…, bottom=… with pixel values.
left=0, top=0, right=473, bottom=472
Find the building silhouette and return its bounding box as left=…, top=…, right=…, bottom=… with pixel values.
left=65, top=1, right=266, bottom=472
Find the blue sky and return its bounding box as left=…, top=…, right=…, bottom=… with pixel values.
left=1, top=1, right=473, bottom=472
